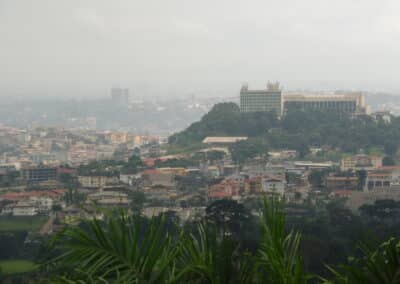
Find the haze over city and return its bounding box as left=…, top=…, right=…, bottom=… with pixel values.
left=1, top=0, right=400, bottom=98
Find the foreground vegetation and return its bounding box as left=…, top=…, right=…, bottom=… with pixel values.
left=38, top=199, right=400, bottom=283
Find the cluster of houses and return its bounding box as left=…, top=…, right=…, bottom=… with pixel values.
left=0, top=189, right=65, bottom=216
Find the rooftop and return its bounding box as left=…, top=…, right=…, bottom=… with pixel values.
left=202, top=136, right=248, bottom=144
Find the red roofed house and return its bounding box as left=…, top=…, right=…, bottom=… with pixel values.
left=207, top=179, right=240, bottom=200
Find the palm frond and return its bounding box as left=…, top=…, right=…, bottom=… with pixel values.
left=327, top=237, right=400, bottom=284
left=48, top=210, right=178, bottom=283
left=255, top=197, right=311, bottom=284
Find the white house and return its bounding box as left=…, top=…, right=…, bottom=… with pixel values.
left=262, top=177, right=285, bottom=195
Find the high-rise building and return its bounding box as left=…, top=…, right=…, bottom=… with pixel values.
left=240, top=82, right=282, bottom=115
left=111, top=88, right=130, bottom=105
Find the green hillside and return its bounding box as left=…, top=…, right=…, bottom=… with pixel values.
left=169, top=102, right=400, bottom=157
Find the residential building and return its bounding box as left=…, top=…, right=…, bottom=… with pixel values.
left=240, top=82, right=282, bottom=115
left=268, top=150, right=297, bottom=160
left=78, top=175, right=119, bottom=189
left=142, top=169, right=175, bottom=188
left=340, top=154, right=382, bottom=171
left=4, top=202, right=38, bottom=216
left=207, top=179, right=240, bottom=200
left=326, top=176, right=359, bottom=191
left=262, top=176, right=285, bottom=195
left=364, top=166, right=400, bottom=191
left=23, top=166, right=57, bottom=183
left=87, top=191, right=129, bottom=207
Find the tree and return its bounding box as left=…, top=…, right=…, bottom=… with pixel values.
left=121, top=154, right=144, bottom=174
left=308, top=170, right=326, bottom=189
left=129, top=190, right=146, bottom=212
left=295, top=141, right=310, bottom=159
left=384, top=141, right=398, bottom=156
left=356, top=170, right=367, bottom=191
left=229, top=139, right=268, bottom=164
left=382, top=156, right=396, bottom=166
left=52, top=204, right=62, bottom=212
left=58, top=172, right=78, bottom=189
left=206, top=199, right=253, bottom=241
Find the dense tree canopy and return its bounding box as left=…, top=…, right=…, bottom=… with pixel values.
left=169, top=102, right=400, bottom=155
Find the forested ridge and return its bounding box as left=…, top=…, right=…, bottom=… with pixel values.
left=169, top=102, right=400, bottom=156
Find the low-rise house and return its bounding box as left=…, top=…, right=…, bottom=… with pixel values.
left=120, top=173, right=141, bottom=186
left=262, top=176, right=285, bottom=195
left=158, top=167, right=186, bottom=176
left=207, top=179, right=240, bottom=200
left=206, top=166, right=220, bottom=178
left=0, top=189, right=65, bottom=203
left=29, top=196, right=53, bottom=213
left=268, top=150, right=297, bottom=160
left=364, top=166, right=400, bottom=191
left=142, top=169, right=175, bottom=188
left=13, top=202, right=38, bottom=216
left=326, top=176, right=359, bottom=191
left=87, top=191, right=130, bottom=207
left=78, top=175, right=119, bottom=189
left=2, top=201, right=38, bottom=216
left=202, top=136, right=248, bottom=146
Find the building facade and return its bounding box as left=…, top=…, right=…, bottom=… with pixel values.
left=240, top=82, right=282, bottom=115
left=364, top=166, right=400, bottom=191
left=283, top=92, right=367, bottom=115
left=78, top=175, right=119, bottom=189
left=23, top=166, right=57, bottom=183
left=340, top=155, right=382, bottom=171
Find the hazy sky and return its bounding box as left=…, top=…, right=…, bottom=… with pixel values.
left=1, top=0, right=399, bottom=98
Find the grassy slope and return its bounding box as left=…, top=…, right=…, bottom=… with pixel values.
left=0, top=216, right=48, bottom=232
left=0, top=259, right=37, bottom=274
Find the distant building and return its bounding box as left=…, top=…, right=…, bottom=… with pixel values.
left=240, top=82, right=282, bottom=115
left=207, top=179, right=240, bottom=200
left=364, top=166, right=400, bottom=191
left=371, top=111, right=392, bottom=124
left=202, top=136, right=248, bottom=145
left=78, top=175, right=119, bottom=189
left=87, top=191, right=130, bottom=207
left=9, top=202, right=38, bottom=216
left=23, top=166, right=57, bottom=183
left=262, top=176, right=285, bottom=195
left=142, top=169, right=176, bottom=188
left=283, top=92, right=367, bottom=115
left=106, top=132, right=128, bottom=144
left=340, top=154, right=382, bottom=171
left=268, top=150, right=297, bottom=160
left=326, top=176, right=359, bottom=191
left=111, top=88, right=129, bottom=105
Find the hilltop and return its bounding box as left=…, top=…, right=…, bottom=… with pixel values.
left=169, top=102, right=400, bottom=158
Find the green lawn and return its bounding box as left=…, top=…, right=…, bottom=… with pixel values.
left=0, top=216, right=48, bottom=232
left=0, top=260, right=37, bottom=274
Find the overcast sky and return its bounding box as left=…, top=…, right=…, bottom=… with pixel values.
left=1, top=0, right=399, bottom=98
